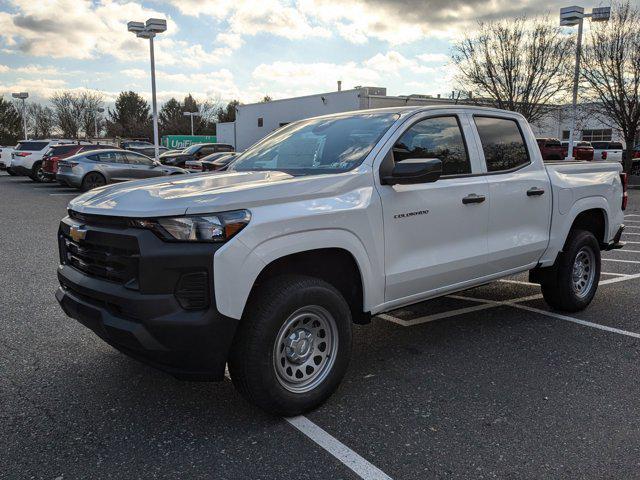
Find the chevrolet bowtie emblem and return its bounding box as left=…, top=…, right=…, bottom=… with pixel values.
left=70, top=225, right=87, bottom=242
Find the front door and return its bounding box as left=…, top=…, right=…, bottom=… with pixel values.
left=378, top=113, right=491, bottom=304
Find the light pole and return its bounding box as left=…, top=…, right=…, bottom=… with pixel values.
left=560, top=5, right=610, bottom=160
left=94, top=107, right=105, bottom=139
left=183, top=111, right=200, bottom=136
left=12, top=92, right=28, bottom=140
left=127, top=18, right=167, bottom=161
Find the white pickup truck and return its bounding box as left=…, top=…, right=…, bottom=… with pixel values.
left=55, top=106, right=627, bottom=415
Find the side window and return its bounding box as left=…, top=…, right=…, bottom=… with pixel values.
left=96, top=152, right=120, bottom=163
left=393, top=116, right=471, bottom=176
left=126, top=153, right=153, bottom=165
left=474, top=116, right=530, bottom=172
left=199, top=147, right=215, bottom=156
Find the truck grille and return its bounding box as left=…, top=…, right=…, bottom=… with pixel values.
left=60, top=230, right=139, bottom=284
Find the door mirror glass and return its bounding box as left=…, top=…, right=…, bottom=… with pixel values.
left=382, top=158, right=442, bottom=185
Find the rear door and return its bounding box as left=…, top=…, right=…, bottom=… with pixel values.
left=379, top=112, right=491, bottom=302
left=92, top=151, right=131, bottom=181
left=472, top=115, right=552, bottom=273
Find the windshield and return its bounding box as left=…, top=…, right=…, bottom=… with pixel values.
left=183, top=144, right=206, bottom=154
left=229, top=112, right=399, bottom=175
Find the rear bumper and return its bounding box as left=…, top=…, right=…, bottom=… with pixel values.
left=56, top=216, right=237, bottom=381
left=11, top=165, right=31, bottom=176
left=42, top=171, right=57, bottom=181
left=56, top=172, right=82, bottom=188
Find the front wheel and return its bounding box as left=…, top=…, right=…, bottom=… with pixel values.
left=541, top=229, right=601, bottom=312
left=229, top=275, right=352, bottom=416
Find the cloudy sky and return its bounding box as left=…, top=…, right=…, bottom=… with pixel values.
left=0, top=0, right=569, bottom=105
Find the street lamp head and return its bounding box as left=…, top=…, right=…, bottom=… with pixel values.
left=145, top=18, right=167, bottom=33
left=127, top=21, right=145, bottom=33
left=560, top=5, right=584, bottom=26
left=591, top=6, right=611, bottom=22
left=12, top=92, right=28, bottom=100
left=136, top=30, right=155, bottom=39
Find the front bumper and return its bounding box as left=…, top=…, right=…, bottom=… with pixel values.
left=56, top=214, right=237, bottom=381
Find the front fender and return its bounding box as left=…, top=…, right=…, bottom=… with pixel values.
left=213, top=229, right=381, bottom=320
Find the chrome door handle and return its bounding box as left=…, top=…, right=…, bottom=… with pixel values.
left=527, top=187, right=545, bottom=196
left=462, top=194, right=486, bottom=204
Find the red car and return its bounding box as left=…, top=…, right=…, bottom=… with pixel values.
left=536, top=138, right=564, bottom=160
left=41, top=144, right=113, bottom=181
left=561, top=141, right=594, bottom=161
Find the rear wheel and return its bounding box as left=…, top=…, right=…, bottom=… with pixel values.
left=541, top=229, right=600, bottom=312
left=229, top=275, right=352, bottom=416
left=30, top=162, right=45, bottom=182
left=81, top=172, right=106, bottom=191
left=6, top=167, right=16, bottom=176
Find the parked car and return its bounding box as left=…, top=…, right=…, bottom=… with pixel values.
left=159, top=143, right=235, bottom=168
left=591, top=141, right=624, bottom=162
left=184, top=152, right=238, bottom=172
left=41, top=144, right=115, bottom=182
left=11, top=139, right=75, bottom=181
left=536, top=138, right=564, bottom=160
left=56, top=106, right=626, bottom=415
left=128, top=145, right=170, bottom=158
left=561, top=141, right=594, bottom=161
left=0, top=145, right=15, bottom=174
left=56, top=149, right=187, bottom=191
left=120, top=139, right=153, bottom=149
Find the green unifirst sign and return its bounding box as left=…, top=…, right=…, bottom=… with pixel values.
left=161, top=135, right=217, bottom=149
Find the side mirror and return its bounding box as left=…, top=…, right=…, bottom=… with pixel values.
left=381, top=158, right=442, bottom=185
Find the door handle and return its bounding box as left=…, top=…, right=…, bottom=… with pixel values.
left=527, top=187, right=545, bottom=196
left=462, top=194, right=486, bottom=204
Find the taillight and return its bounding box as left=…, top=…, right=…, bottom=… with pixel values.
left=620, top=172, right=628, bottom=210
left=602, top=151, right=607, bottom=160
left=634, top=151, right=640, bottom=159
left=16, top=152, right=31, bottom=157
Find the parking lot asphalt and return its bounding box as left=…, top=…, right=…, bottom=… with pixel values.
left=3, top=173, right=640, bottom=479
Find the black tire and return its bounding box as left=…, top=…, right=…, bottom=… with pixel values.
left=229, top=275, right=353, bottom=416
left=30, top=161, right=45, bottom=182
left=541, top=229, right=601, bottom=312
left=81, top=172, right=106, bottom=192
left=6, top=167, right=17, bottom=176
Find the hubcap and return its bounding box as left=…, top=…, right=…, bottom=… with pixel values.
left=273, top=305, right=338, bottom=393
left=572, top=246, right=596, bottom=298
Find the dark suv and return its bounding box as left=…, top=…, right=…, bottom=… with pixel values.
left=159, top=143, right=234, bottom=168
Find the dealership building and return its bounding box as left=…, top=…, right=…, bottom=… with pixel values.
left=216, top=85, right=635, bottom=151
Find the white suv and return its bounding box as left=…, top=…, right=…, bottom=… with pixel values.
left=11, top=139, right=74, bottom=181
left=591, top=141, right=624, bottom=162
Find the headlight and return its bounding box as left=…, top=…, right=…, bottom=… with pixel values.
left=131, top=210, right=251, bottom=242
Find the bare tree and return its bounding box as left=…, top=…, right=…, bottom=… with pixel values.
left=581, top=2, right=640, bottom=172
left=50, top=90, right=103, bottom=138
left=26, top=103, right=54, bottom=138
left=452, top=17, right=574, bottom=123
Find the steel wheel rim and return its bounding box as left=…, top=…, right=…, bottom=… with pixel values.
left=273, top=305, right=338, bottom=394
left=571, top=246, right=596, bottom=298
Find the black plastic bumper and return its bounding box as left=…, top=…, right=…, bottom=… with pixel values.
left=12, top=165, right=30, bottom=176
left=56, top=215, right=238, bottom=381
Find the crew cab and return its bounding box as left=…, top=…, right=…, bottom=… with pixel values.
left=55, top=106, right=626, bottom=416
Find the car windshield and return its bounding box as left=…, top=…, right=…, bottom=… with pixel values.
left=183, top=144, right=207, bottom=154
left=229, top=112, right=399, bottom=175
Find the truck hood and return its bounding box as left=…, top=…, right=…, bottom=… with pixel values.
left=68, top=170, right=364, bottom=217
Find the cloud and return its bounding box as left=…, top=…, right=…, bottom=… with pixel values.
left=0, top=0, right=221, bottom=67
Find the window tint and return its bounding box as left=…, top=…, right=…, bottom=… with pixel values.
left=609, top=142, right=623, bottom=149
left=51, top=145, right=79, bottom=155
left=126, top=152, right=154, bottom=165
left=16, top=141, right=48, bottom=151
left=199, top=147, right=216, bottom=156
left=591, top=141, right=608, bottom=149
left=393, top=116, right=470, bottom=176
left=94, top=151, right=123, bottom=164
left=474, top=116, right=529, bottom=172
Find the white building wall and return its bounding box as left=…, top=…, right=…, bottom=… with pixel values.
left=215, top=122, right=235, bottom=148
left=235, top=89, right=366, bottom=150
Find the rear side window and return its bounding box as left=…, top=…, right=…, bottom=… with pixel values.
left=393, top=116, right=471, bottom=176
left=16, top=141, right=48, bottom=151
left=474, top=116, right=530, bottom=172
left=51, top=145, right=79, bottom=155
left=609, top=142, right=623, bottom=150
left=92, top=151, right=123, bottom=163
left=126, top=152, right=154, bottom=165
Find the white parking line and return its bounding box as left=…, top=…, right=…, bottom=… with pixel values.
left=285, top=416, right=393, bottom=480
left=624, top=241, right=640, bottom=244
left=378, top=302, right=497, bottom=326
left=608, top=249, right=640, bottom=254
left=602, top=258, right=640, bottom=264
left=624, top=225, right=640, bottom=229
left=222, top=371, right=393, bottom=480
left=625, top=214, right=640, bottom=217
left=624, top=221, right=640, bottom=224
left=623, top=232, right=640, bottom=236
left=508, top=303, right=640, bottom=339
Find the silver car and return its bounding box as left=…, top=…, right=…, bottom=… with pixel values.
left=56, top=149, right=188, bottom=191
